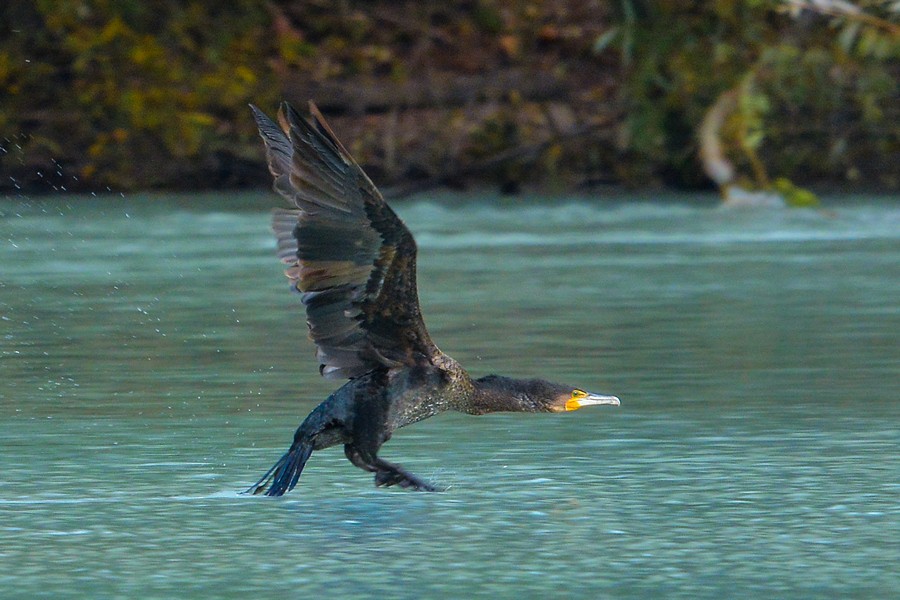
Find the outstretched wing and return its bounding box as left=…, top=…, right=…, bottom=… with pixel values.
left=251, top=101, right=437, bottom=379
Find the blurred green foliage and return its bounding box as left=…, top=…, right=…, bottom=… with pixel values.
left=0, top=0, right=896, bottom=193
left=609, top=0, right=898, bottom=188
left=1, top=0, right=275, bottom=189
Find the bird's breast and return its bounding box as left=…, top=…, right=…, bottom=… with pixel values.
left=385, top=368, right=456, bottom=430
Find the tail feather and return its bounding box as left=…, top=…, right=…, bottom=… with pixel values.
left=244, top=443, right=313, bottom=496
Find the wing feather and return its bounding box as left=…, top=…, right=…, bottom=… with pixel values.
left=252, top=101, right=437, bottom=379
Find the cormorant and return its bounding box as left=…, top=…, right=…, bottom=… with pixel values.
left=245, top=101, right=620, bottom=496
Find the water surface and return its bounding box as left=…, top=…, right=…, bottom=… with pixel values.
left=1, top=193, right=898, bottom=598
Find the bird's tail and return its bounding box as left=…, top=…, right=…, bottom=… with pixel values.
left=244, top=442, right=313, bottom=497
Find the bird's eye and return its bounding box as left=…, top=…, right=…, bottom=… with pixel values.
left=572, top=389, right=587, bottom=399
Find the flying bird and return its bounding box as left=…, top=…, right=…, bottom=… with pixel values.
left=246, top=101, right=619, bottom=496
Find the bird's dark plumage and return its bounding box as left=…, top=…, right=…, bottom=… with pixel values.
left=251, top=102, right=435, bottom=379
left=246, top=101, right=619, bottom=496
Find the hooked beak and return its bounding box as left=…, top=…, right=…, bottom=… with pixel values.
left=565, top=393, right=621, bottom=411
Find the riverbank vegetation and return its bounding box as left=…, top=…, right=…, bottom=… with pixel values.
left=1, top=1, right=897, bottom=196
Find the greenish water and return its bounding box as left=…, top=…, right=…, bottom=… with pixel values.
left=1, top=193, right=898, bottom=598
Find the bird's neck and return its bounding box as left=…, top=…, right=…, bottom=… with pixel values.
left=465, top=375, right=544, bottom=415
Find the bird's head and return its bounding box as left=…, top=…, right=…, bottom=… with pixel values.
left=472, top=375, right=620, bottom=414
left=551, top=386, right=621, bottom=413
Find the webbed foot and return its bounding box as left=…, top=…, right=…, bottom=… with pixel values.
left=373, top=459, right=441, bottom=492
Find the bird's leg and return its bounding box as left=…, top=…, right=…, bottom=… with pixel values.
left=344, top=444, right=440, bottom=492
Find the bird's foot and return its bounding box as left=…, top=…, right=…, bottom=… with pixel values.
left=374, top=464, right=440, bottom=492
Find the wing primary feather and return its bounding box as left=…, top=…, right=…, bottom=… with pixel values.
left=253, top=101, right=441, bottom=380
left=249, top=104, right=292, bottom=179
